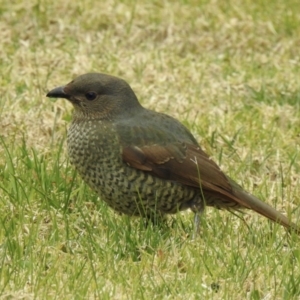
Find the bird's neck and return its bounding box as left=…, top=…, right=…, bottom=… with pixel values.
left=72, top=104, right=144, bottom=122
left=72, top=109, right=112, bottom=122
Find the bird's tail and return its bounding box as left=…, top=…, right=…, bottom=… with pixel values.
left=232, top=187, right=300, bottom=235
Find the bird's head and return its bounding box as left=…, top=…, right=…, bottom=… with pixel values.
left=46, top=73, right=142, bottom=120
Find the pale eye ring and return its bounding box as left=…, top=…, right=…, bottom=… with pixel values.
left=85, top=91, right=97, bottom=101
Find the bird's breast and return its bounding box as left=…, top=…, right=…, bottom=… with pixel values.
left=67, top=119, right=123, bottom=183
left=66, top=119, right=198, bottom=216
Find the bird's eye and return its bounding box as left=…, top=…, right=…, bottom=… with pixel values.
left=85, top=91, right=97, bottom=101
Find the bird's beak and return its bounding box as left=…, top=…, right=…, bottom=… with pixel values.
left=46, top=86, right=69, bottom=99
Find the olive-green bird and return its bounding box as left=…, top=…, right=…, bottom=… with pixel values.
left=47, top=73, right=299, bottom=234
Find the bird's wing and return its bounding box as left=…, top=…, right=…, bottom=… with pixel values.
left=118, top=121, right=300, bottom=233
left=117, top=117, right=235, bottom=201
left=122, top=141, right=233, bottom=195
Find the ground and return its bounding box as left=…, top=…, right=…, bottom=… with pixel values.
left=0, top=0, right=300, bottom=299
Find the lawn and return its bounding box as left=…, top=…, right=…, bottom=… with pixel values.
left=1, top=0, right=300, bottom=299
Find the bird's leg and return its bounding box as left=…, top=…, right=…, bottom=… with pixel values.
left=191, top=203, right=205, bottom=239
left=193, top=212, right=201, bottom=238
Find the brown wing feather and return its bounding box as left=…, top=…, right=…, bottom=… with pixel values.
left=122, top=142, right=300, bottom=233
left=123, top=142, right=233, bottom=194
left=122, top=143, right=251, bottom=207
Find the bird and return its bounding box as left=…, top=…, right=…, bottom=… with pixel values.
left=47, top=72, right=299, bottom=234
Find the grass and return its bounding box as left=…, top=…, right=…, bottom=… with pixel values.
left=1, top=0, right=300, bottom=298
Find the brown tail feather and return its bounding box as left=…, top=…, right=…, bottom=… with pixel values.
left=233, top=188, right=300, bottom=234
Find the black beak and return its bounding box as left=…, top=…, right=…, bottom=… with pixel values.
left=46, top=86, right=68, bottom=99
